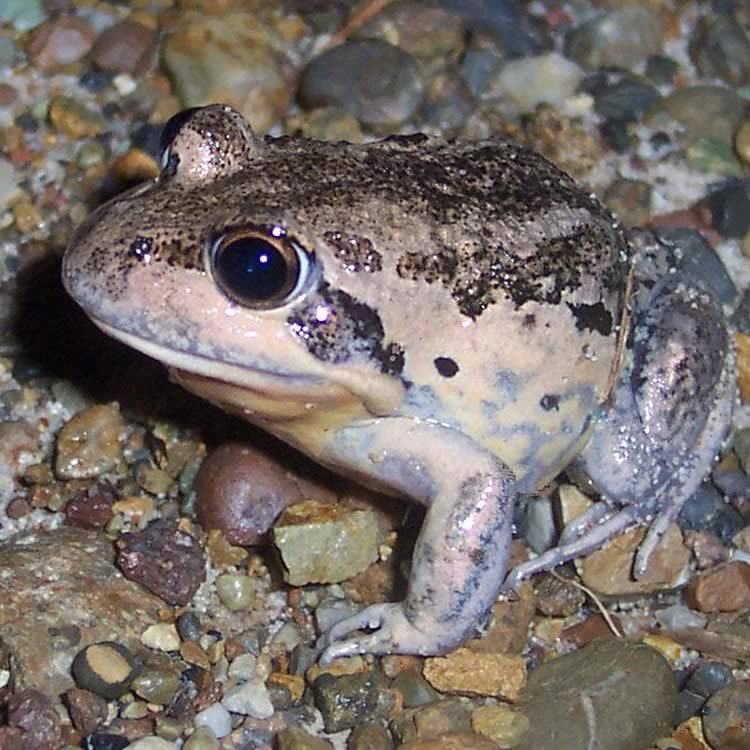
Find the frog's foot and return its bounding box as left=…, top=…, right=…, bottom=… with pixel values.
left=319, top=603, right=453, bottom=663
left=557, top=501, right=613, bottom=547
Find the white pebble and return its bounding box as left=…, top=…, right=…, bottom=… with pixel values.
left=126, top=738, right=176, bottom=750
left=221, top=678, right=274, bottom=719
left=227, top=653, right=256, bottom=681
left=194, top=703, right=233, bottom=738
left=140, top=623, right=181, bottom=652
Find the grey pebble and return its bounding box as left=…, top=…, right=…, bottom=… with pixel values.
left=593, top=76, right=661, bottom=123
left=698, top=179, right=750, bottom=239
left=686, top=661, right=734, bottom=699
left=689, top=12, right=750, bottom=87
left=678, top=482, right=744, bottom=545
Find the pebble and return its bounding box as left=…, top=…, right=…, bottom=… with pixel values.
left=162, top=12, right=291, bottom=134
left=421, top=68, right=475, bottom=136
left=273, top=500, right=381, bottom=586
left=7, top=689, right=62, bottom=750
left=221, top=677, right=274, bottom=719
left=0, top=0, right=45, bottom=32
left=179, top=640, right=211, bottom=671
left=83, top=733, right=130, bottom=750
left=215, top=574, right=256, bottom=611
left=131, top=669, right=181, bottom=705
left=313, top=669, right=390, bottom=733
left=183, top=727, right=218, bottom=750
left=564, top=7, right=663, bottom=70
left=423, top=648, right=526, bottom=701
left=0, top=158, right=20, bottom=210
left=126, top=738, right=176, bottom=750
left=466, top=580, right=535, bottom=655
left=654, top=604, right=707, bottom=631
left=176, top=611, right=202, bottom=642
left=194, top=442, right=304, bottom=546
left=603, top=178, right=652, bottom=227
left=492, top=52, right=583, bottom=113
left=472, top=704, right=529, bottom=749
left=593, top=76, right=661, bottom=123
left=400, top=733, right=499, bottom=750
left=517, top=639, right=675, bottom=750
left=116, top=526, right=206, bottom=606
left=90, top=20, right=158, bottom=77
left=521, top=494, right=555, bottom=555
left=64, top=483, right=116, bottom=530
left=686, top=137, right=743, bottom=177
left=55, top=404, right=125, bottom=479
left=299, top=40, right=424, bottom=129
left=0, top=528, right=162, bottom=701
left=390, top=669, right=441, bottom=708
left=206, top=529, right=247, bottom=569
left=655, top=85, right=746, bottom=146
left=689, top=13, right=750, bottom=87
left=63, top=688, right=108, bottom=735
left=680, top=485, right=744, bottom=545
left=578, top=524, right=689, bottom=595
left=72, top=642, right=141, bottom=700
left=533, top=573, right=585, bottom=617
left=696, top=180, right=750, bottom=239
left=193, top=703, right=232, bottom=739
left=735, top=119, right=750, bottom=166
left=276, top=727, right=334, bottom=750
left=140, top=623, right=181, bottom=653
left=684, top=561, right=750, bottom=612
left=228, top=653, right=257, bottom=681
left=26, top=15, right=95, bottom=72
left=348, top=721, right=394, bottom=750
left=702, top=680, right=750, bottom=749
left=645, top=54, right=678, bottom=86
left=392, top=698, right=472, bottom=744
left=47, top=96, right=106, bottom=139
left=686, top=661, right=734, bottom=699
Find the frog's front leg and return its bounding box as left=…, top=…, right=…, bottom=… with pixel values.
left=318, top=420, right=515, bottom=663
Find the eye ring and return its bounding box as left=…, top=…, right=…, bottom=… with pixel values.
left=209, top=227, right=313, bottom=309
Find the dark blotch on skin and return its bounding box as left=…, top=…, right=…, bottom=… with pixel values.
left=323, top=231, right=382, bottom=273
left=434, top=356, right=459, bottom=378
left=540, top=394, right=560, bottom=411
left=566, top=301, right=613, bottom=336
left=288, top=282, right=405, bottom=376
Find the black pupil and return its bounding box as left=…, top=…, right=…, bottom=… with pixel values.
left=216, top=236, right=290, bottom=302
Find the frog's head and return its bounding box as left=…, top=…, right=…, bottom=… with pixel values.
left=62, top=105, right=408, bottom=448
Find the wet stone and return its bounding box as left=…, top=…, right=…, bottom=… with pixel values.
left=686, top=661, right=733, bottom=699
left=697, top=181, right=750, bottom=239
left=276, top=727, right=334, bottom=750
left=47, top=96, right=106, bottom=139
left=348, top=721, right=393, bottom=750
left=703, top=680, right=750, bottom=750
left=176, top=612, right=202, bottom=642
left=684, top=561, right=750, bottom=613
left=73, top=642, right=141, bottom=699
left=390, top=669, right=441, bottom=708
left=221, top=677, right=273, bottom=719
left=517, top=639, right=676, bottom=750
left=215, top=574, right=256, bottom=611
left=194, top=442, right=304, bottom=546
left=90, top=20, right=158, bottom=76
left=0, top=528, right=163, bottom=699
left=312, top=669, right=385, bottom=733
left=593, top=76, right=661, bottom=123
left=533, top=573, right=585, bottom=617
left=82, top=733, right=130, bottom=750
left=26, top=15, right=95, bottom=72
left=140, top=623, right=180, bottom=653
left=64, top=483, right=115, bottom=530
left=603, top=178, right=652, bottom=228
left=7, top=689, right=62, bottom=750
left=472, top=704, right=530, bottom=749
left=116, top=525, right=206, bottom=606
left=679, top=482, right=744, bottom=545
left=131, top=669, right=181, bottom=705
left=63, top=688, right=108, bottom=735
left=689, top=13, right=750, bottom=87
left=686, top=137, right=743, bottom=177
left=645, top=54, right=678, bottom=86
left=193, top=703, right=232, bottom=739
left=299, top=39, right=424, bottom=129
left=182, top=727, right=218, bottom=750
left=399, top=733, right=500, bottom=750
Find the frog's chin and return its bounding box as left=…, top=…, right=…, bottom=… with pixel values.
left=92, top=319, right=360, bottom=421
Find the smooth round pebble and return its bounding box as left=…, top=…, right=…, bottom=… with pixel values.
left=183, top=727, right=219, bottom=750
left=216, top=574, right=256, bottom=611
left=194, top=703, right=232, bottom=739
left=131, top=669, right=181, bottom=705
left=140, top=623, right=181, bottom=652
left=176, top=611, right=202, bottom=642
left=686, top=661, right=734, bottom=698
left=72, top=642, right=140, bottom=699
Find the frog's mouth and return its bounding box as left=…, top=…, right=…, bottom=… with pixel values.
left=93, top=320, right=359, bottom=422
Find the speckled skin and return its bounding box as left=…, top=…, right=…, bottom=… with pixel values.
left=63, top=106, right=735, bottom=661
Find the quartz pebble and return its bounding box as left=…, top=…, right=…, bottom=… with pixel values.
left=216, top=574, right=256, bottom=611
left=221, top=677, right=274, bottom=719
left=140, top=623, right=181, bottom=652
left=193, top=703, right=232, bottom=739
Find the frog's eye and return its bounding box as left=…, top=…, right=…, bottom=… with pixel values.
left=210, top=229, right=313, bottom=309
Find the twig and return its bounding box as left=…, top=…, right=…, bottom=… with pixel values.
left=324, top=0, right=395, bottom=49
left=551, top=570, right=623, bottom=639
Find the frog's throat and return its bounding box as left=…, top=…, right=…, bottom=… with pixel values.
left=90, top=319, right=401, bottom=419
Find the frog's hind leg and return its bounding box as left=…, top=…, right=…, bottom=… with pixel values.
left=571, top=276, right=736, bottom=577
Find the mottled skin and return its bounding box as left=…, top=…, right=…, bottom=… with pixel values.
left=63, top=106, right=735, bottom=661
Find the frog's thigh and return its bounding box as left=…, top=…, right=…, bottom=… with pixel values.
left=574, top=277, right=735, bottom=576
left=319, top=419, right=516, bottom=660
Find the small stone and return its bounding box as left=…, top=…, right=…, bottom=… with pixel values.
left=645, top=54, right=678, bottom=86
left=112, top=496, right=157, bottom=527
left=55, top=404, right=125, bottom=479
left=126, top=738, right=176, bottom=750
left=423, top=648, right=526, bottom=702
left=276, top=727, right=334, bottom=750
left=696, top=181, right=750, bottom=239
left=215, top=574, right=256, bottom=611
left=735, top=119, right=750, bottom=166
left=116, top=526, right=206, bottom=606
left=399, top=733, right=499, bottom=750
left=312, top=669, right=386, bottom=733
left=603, top=178, right=652, bottom=228
left=703, top=681, right=750, bottom=750
left=206, top=530, right=247, bottom=569
left=7, top=689, right=62, bottom=750
left=594, top=77, right=661, bottom=123
left=90, top=20, right=158, bottom=76
left=64, top=688, right=108, bottom=735
left=26, top=15, right=95, bottom=72
left=194, top=442, right=304, bottom=546
left=72, top=642, right=140, bottom=699
left=466, top=580, right=535, bottom=655
left=679, top=482, right=744, bottom=545
left=82, top=733, right=130, bottom=750
left=533, top=573, right=585, bottom=617
left=183, top=727, right=218, bottom=750
left=274, top=500, right=381, bottom=585
left=689, top=13, right=750, bottom=87
left=654, top=604, right=707, bottom=631
left=686, top=662, right=733, bottom=699
left=685, top=561, right=750, bottom=613
left=390, top=669, right=441, bottom=708
left=221, top=677, right=273, bottom=719
left=179, top=640, right=211, bottom=671
left=193, top=704, right=232, bottom=739
left=131, top=670, right=181, bottom=705
left=227, top=653, right=257, bottom=681
left=472, top=704, right=530, bottom=749
left=140, top=623, right=181, bottom=652
left=348, top=721, right=393, bottom=750
left=686, top=138, right=743, bottom=177
left=6, top=496, right=31, bottom=519
left=299, top=40, right=423, bottom=129
left=64, top=483, right=115, bottom=530
left=176, top=612, right=202, bottom=642
left=48, top=96, right=106, bottom=139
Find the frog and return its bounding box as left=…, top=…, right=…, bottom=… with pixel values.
left=62, top=105, right=735, bottom=663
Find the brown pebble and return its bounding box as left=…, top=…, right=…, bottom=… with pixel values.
left=534, top=573, right=585, bottom=617
left=685, top=561, right=750, bottom=612
left=399, top=732, right=499, bottom=750
left=116, top=526, right=206, bottom=606
left=180, top=640, right=211, bottom=671
left=195, top=442, right=304, bottom=546
left=5, top=496, right=31, bottom=520
left=7, top=689, right=62, bottom=750
left=561, top=613, right=621, bottom=648
left=64, top=483, right=115, bottom=530
left=26, top=15, right=95, bottom=72
left=63, top=688, right=108, bottom=734
left=0, top=84, right=18, bottom=106
left=90, top=19, right=158, bottom=76
left=684, top=530, right=730, bottom=569
left=736, top=332, right=750, bottom=403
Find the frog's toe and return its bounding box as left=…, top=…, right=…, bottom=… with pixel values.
left=319, top=603, right=444, bottom=663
